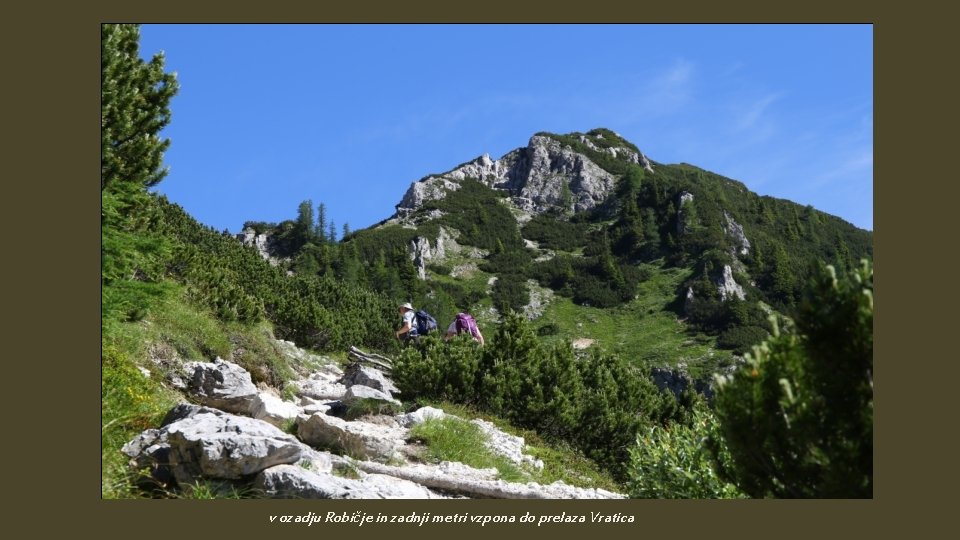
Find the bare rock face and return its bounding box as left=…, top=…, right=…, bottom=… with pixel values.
left=685, top=265, right=746, bottom=312
left=237, top=227, right=283, bottom=266
left=716, top=265, right=746, bottom=301
left=508, top=135, right=616, bottom=214
left=409, top=236, right=432, bottom=280
left=445, top=152, right=512, bottom=183
left=523, top=279, right=554, bottom=320
left=394, top=133, right=642, bottom=219
left=396, top=177, right=460, bottom=216
left=723, top=211, right=751, bottom=256
left=577, top=133, right=654, bottom=173
left=677, top=191, right=696, bottom=235
left=407, top=226, right=461, bottom=280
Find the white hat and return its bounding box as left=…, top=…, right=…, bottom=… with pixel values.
left=400, top=303, right=414, bottom=311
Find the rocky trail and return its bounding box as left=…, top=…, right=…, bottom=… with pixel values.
left=122, top=342, right=624, bottom=499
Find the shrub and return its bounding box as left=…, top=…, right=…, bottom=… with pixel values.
left=427, top=262, right=452, bottom=276
left=537, top=323, right=560, bottom=336
left=392, top=335, right=483, bottom=404
left=628, top=404, right=743, bottom=499
left=716, top=325, right=770, bottom=355
left=712, top=261, right=873, bottom=498
left=393, top=312, right=687, bottom=479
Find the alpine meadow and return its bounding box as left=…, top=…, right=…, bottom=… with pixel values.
left=103, top=24, right=873, bottom=499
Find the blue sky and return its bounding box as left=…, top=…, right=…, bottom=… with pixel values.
left=139, top=24, right=873, bottom=234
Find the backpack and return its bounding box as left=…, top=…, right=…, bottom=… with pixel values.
left=414, top=310, right=438, bottom=335
left=454, top=313, right=481, bottom=340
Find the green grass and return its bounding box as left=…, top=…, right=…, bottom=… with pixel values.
left=522, top=435, right=622, bottom=493
left=534, top=260, right=733, bottom=378
left=332, top=461, right=362, bottom=480
left=344, top=399, right=403, bottom=421
left=415, top=401, right=622, bottom=492
left=408, top=417, right=526, bottom=483
left=101, top=281, right=302, bottom=498
left=173, top=480, right=259, bottom=499
left=101, top=338, right=180, bottom=498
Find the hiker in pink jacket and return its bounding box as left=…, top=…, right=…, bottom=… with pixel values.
left=444, top=312, right=484, bottom=346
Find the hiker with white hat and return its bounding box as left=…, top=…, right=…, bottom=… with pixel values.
left=395, top=302, right=417, bottom=341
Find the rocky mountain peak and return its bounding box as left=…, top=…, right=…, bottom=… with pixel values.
left=394, top=129, right=654, bottom=220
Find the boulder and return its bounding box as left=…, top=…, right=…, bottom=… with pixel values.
left=296, top=412, right=407, bottom=461
left=471, top=419, right=544, bottom=471
left=254, top=465, right=447, bottom=499
left=299, top=396, right=333, bottom=416
left=294, top=447, right=356, bottom=476
left=160, top=403, right=224, bottom=427
left=163, top=411, right=303, bottom=484
left=121, top=428, right=174, bottom=487
left=342, top=385, right=401, bottom=407
left=359, top=473, right=446, bottom=499
left=293, top=377, right=347, bottom=401
left=340, top=363, right=399, bottom=395
left=396, top=406, right=447, bottom=428
left=251, top=392, right=301, bottom=428
left=355, top=461, right=624, bottom=499
left=254, top=464, right=378, bottom=499
left=183, top=358, right=258, bottom=414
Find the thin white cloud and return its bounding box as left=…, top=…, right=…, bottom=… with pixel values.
left=733, top=93, right=782, bottom=133
left=720, top=61, right=745, bottom=78
left=807, top=147, right=873, bottom=190
left=644, top=58, right=695, bottom=112
left=603, top=59, right=697, bottom=124
left=360, top=93, right=541, bottom=143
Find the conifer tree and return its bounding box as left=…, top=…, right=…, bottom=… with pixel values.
left=101, top=24, right=179, bottom=194
left=316, top=202, right=328, bottom=242
left=296, top=200, right=315, bottom=246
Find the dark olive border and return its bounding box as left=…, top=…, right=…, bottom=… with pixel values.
left=18, top=0, right=938, bottom=537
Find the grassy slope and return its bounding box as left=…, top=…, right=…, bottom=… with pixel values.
left=420, top=401, right=622, bottom=492
left=533, top=259, right=735, bottom=378
left=101, top=282, right=320, bottom=497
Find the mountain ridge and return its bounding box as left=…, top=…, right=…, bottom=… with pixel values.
left=235, top=127, right=871, bottom=380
